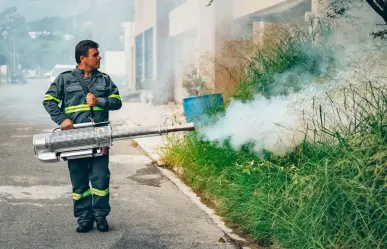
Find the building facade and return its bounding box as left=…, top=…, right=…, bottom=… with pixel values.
left=128, top=0, right=313, bottom=103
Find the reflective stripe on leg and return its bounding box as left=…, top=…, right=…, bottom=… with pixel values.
left=91, top=188, right=110, bottom=197
left=72, top=189, right=92, bottom=200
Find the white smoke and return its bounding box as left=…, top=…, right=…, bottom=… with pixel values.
left=198, top=0, right=387, bottom=155
left=200, top=82, right=332, bottom=155
left=202, top=95, right=301, bottom=154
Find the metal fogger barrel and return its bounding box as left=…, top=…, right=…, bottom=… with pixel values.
left=33, top=121, right=195, bottom=163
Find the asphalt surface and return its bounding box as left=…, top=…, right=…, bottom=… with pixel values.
left=0, top=79, right=237, bottom=249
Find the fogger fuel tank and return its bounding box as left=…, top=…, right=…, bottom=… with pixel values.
left=33, top=121, right=195, bottom=163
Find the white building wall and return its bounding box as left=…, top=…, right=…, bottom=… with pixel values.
left=104, top=51, right=126, bottom=76
left=232, top=0, right=286, bottom=19
left=169, top=0, right=199, bottom=37
left=121, top=22, right=135, bottom=90
left=134, top=0, right=157, bottom=35
left=131, top=0, right=312, bottom=103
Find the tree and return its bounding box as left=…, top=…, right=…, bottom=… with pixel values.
left=0, top=7, right=25, bottom=35
left=0, top=7, right=78, bottom=71
left=27, top=16, right=74, bottom=33
left=206, top=0, right=214, bottom=6
left=327, top=0, right=386, bottom=22
left=0, top=7, right=25, bottom=69
left=326, top=0, right=387, bottom=39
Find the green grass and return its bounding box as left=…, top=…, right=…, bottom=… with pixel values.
left=160, top=106, right=387, bottom=248
left=159, top=24, right=387, bottom=248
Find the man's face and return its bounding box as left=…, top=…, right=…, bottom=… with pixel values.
left=82, top=48, right=101, bottom=70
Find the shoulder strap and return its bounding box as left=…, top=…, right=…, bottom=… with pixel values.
left=71, top=70, right=89, bottom=96
left=71, top=70, right=95, bottom=120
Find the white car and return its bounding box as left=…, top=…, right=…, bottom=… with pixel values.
left=48, top=64, right=75, bottom=87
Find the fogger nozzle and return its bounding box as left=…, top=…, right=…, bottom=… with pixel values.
left=112, top=122, right=195, bottom=140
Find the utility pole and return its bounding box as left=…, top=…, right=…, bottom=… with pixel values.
left=73, top=15, right=76, bottom=30
left=13, top=35, right=16, bottom=74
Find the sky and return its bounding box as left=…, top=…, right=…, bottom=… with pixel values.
left=0, top=0, right=112, bottom=21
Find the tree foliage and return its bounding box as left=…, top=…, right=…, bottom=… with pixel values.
left=327, top=0, right=387, bottom=23
left=0, top=7, right=25, bottom=35
left=0, top=7, right=75, bottom=70
left=0, top=7, right=26, bottom=67
left=208, top=0, right=387, bottom=39
left=327, top=0, right=387, bottom=39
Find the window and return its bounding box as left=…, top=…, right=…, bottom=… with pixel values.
left=135, top=34, right=143, bottom=82
left=144, top=28, right=153, bottom=79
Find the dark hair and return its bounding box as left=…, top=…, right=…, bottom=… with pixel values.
left=75, top=40, right=99, bottom=64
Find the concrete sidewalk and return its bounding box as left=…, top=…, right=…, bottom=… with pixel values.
left=110, top=101, right=186, bottom=161
left=110, top=101, right=250, bottom=248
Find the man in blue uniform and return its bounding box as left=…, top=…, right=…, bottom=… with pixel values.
left=43, top=40, right=122, bottom=233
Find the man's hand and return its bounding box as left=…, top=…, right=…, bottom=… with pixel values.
left=60, top=118, right=74, bottom=130
left=86, top=93, right=98, bottom=107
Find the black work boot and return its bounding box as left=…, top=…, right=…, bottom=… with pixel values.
left=76, top=221, right=94, bottom=233
left=95, top=217, right=109, bottom=232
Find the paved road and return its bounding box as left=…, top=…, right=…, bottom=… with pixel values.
left=0, top=79, right=237, bottom=249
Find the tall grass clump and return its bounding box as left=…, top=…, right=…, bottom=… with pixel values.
left=271, top=81, right=387, bottom=249
left=160, top=132, right=288, bottom=246
left=159, top=21, right=387, bottom=248
left=231, top=22, right=335, bottom=102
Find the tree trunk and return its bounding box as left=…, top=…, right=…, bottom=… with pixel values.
left=365, top=0, right=387, bottom=23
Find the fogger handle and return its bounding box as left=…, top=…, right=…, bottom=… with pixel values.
left=72, top=121, right=110, bottom=129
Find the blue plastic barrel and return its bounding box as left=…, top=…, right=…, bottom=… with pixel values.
left=183, top=93, right=224, bottom=124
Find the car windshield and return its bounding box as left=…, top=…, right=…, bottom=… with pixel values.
left=52, top=67, right=73, bottom=77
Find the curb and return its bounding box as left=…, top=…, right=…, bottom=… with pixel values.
left=128, top=138, right=251, bottom=249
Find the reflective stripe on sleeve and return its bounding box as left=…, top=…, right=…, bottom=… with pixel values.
left=108, top=94, right=121, bottom=100
left=44, top=94, right=61, bottom=103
